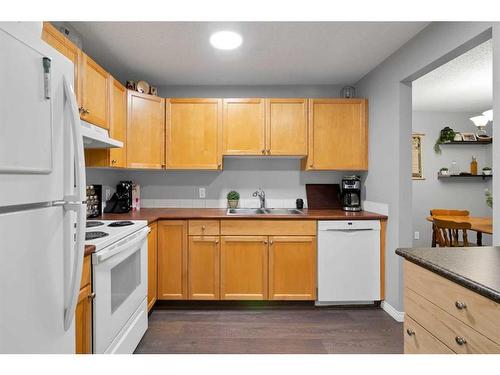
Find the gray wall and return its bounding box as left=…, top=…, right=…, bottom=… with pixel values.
left=412, top=111, right=492, bottom=248
left=157, top=84, right=346, bottom=98
left=86, top=158, right=366, bottom=206
left=355, top=22, right=499, bottom=312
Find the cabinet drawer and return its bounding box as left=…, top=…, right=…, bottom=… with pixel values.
left=404, top=260, right=500, bottom=344
left=188, top=220, right=220, bottom=236
left=220, top=220, right=316, bottom=236
left=404, top=316, right=453, bottom=354
left=80, top=254, right=91, bottom=289
left=405, top=288, right=500, bottom=353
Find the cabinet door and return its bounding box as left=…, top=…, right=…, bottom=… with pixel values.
left=166, top=99, right=222, bottom=170
left=127, top=91, right=165, bottom=169
left=268, top=236, right=316, bottom=300
left=188, top=236, right=220, bottom=300
left=75, top=284, right=92, bottom=354
left=266, top=99, right=308, bottom=156
left=80, top=53, right=110, bottom=129
left=85, top=78, right=127, bottom=167
left=223, top=98, right=266, bottom=155
left=220, top=236, right=268, bottom=300
left=157, top=221, right=187, bottom=300
left=306, top=99, right=368, bottom=170
left=41, top=22, right=81, bottom=105
left=147, top=222, right=158, bottom=311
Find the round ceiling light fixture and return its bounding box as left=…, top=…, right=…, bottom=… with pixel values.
left=210, top=31, right=242, bottom=50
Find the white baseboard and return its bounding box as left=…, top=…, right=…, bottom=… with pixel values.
left=381, top=301, right=404, bottom=322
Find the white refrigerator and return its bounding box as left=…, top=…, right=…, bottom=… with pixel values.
left=0, top=22, right=86, bottom=353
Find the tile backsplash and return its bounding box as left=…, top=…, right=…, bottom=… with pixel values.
left=140, top=198, right=305, bottom=209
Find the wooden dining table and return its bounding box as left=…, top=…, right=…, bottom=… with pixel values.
left=426, top=215, right=493, bottom=246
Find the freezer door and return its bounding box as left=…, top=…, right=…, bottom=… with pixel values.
left=0, top=24, right=74, bottom=206
left=0, top=206, right=75, bottom=353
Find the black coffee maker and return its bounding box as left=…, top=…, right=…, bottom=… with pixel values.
left=341, top=176, right=361, bottom=212
left=104, top=180, right=133, bottom=213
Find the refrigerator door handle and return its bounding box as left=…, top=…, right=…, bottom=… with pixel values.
left=62, top=76, right=87, bottom=331
left=62, top=76, right=86, bottom=204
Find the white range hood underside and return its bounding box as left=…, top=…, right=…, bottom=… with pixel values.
left=81, top=120, right=123, bottom=149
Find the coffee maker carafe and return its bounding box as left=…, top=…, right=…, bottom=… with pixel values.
left=341, top=176, right=361, bottom=212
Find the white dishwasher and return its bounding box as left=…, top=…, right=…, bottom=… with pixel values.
left=317, top=220, right=381, bottom=305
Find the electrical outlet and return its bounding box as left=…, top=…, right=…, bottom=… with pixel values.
left=199, top=188, right=206, bottom=199
left=414, top=231, right=420, bottom=240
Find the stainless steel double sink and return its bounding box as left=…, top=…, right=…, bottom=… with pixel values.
left=226, top=208, right=304, bottom=215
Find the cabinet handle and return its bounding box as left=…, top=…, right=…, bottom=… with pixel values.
left=218, top=164, right=222, bottom=169
left=78, top=106, right=85, bottom=114
left=269, top=240, right=274, bottom=245
left=455, top=301, right=467, bottom=310
left=406, top=328, right=415, bottom=336
left=88, top=292, right=96, bottom=300
left=201, top=225, right=206, bottom=230
left=263, top=240, right=268, bottom=244
left=262, top=149, right=265, bottom=154
left=309, top=164, right=313, bottom=168
left=214, top=240, right=219, bottom=244
left=455, top=336, right=467, bottom=345
left=111, top=159, right=117, bottom=165
left=267, top=149, right=271, bottom=154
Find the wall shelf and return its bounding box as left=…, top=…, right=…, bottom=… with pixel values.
left=441, top=139, right=492, bottom=145
left=438, top=174, right=492, bottom=180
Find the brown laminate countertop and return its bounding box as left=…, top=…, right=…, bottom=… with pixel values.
left=84, top=244, right=95, bottom=257
left=97, top=208, right=387, bottom=224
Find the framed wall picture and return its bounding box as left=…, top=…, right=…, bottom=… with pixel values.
left=412, top=133, right=425, bottom=180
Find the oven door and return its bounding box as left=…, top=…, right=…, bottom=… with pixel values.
left=92, top=226, right=149, bottom=353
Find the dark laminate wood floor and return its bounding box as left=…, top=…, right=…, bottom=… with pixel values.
left=134, top=306, right=403, bottom=354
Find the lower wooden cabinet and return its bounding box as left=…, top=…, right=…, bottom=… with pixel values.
left=220, top=236, right=269, bottom=300
left=268, top=236, right=316, bottom=300
left=147, top=222, right=158, bottom=311
left=157, top=220, right=187, bottom=300
left=188, top=236, right=220, bottom=300
left=75, top=254, right=92, bottom=354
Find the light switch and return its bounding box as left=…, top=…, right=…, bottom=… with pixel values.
left=199, top=188, right=206, bottom=199
left=414, top=231, right=420, bottom=240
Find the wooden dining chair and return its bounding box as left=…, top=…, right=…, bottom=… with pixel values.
left=433, top=218, right=473, bottom=247
left=429, top=209, right=470, bottom=247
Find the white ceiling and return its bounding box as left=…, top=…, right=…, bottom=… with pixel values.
left=68, top=22, right=428, bottom=86
left=412, top=39, right=492, bottom=112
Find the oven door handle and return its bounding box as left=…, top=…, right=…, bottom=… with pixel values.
left=94, top=227, right=150, bottom=264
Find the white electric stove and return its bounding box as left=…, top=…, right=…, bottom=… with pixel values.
left=85, top=219, right=149, bottom=354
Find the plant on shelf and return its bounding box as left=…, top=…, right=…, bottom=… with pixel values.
left=482, top=167, right=492, bottom=176
left=227, top=190, right=240, bottom=209
left=434, top=126, right=456, bottom=154
left=485, top=189, right=493, bottom=208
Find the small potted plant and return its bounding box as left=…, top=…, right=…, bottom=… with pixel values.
left=227, top=191, right=240, bottom=209
left=439, top=167, right=449, bottom=176
left=482, top=167, right=492, bottom=176
left=434, top=126, right=456, bottom=154
left=485, top=189, right=493, bottom=208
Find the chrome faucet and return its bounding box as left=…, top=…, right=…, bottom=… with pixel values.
left=253, top=188, right=266, bottom=209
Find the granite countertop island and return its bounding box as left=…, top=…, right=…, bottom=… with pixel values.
left=396, top=247, right=500, bottom=303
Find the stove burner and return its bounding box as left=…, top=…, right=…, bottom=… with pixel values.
left=86, top=221, right=104, bottom=228
left=86, top=231, right=109, bottom=241
left=108, top=221, right=134, bottom=227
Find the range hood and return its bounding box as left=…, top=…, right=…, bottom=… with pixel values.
left=81, top=120, right=123, bottom=149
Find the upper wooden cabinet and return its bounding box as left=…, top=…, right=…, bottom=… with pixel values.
left=166, top=99, right=222, bottom=170
left=223, top=98, right=266, bottom=155
left=266, top=98, right=308, bottom=156
left=127, top=91, right=165, bottom=169
left=157, top=220, right=188, bottom=300
left=41, top=22, right=81, bottom=104
left=304, top=99, right=368, bottom=170
left=79, top=53, right=110, bottom=129
left=85, top=78, right=127, bottom=168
